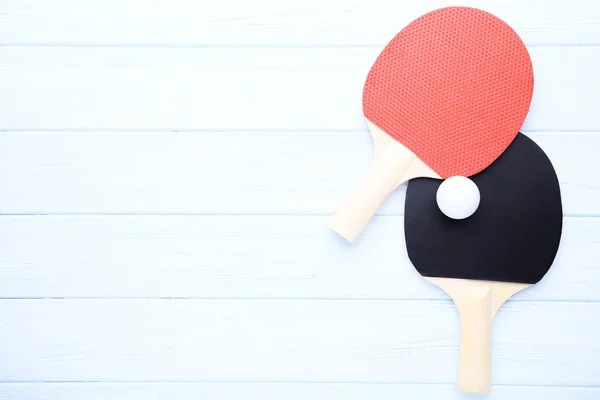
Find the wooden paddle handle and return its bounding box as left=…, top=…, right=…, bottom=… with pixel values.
left=425, top=278, right=531, bottom=393
left=456, top=284, right=493, bottom=393
left=330, top=146, right=415, bottom=243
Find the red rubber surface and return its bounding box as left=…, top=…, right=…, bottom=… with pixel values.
left=363, top=7, right=534, bottom=178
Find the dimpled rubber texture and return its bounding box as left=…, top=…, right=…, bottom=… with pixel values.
left=363, top=7, right=534, bottom=178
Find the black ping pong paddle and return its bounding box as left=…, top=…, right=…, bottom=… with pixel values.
left=404, top=133, right=562, bottom=393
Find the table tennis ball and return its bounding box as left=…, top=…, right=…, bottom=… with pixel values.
left=436, top=176, right=480, bottom=219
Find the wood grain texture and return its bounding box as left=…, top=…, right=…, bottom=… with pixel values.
left=0, top=132, right=597, bottom=215
left=0, top=299, right=598, bottom=385
left=425, top=278, right=531, bottom=393
left=1, top=0, right=599, bottom=395
left=0, top=47, right=598, bottom=131
left=0, top=216, right=596, bottom=300
left=1, top=383, right=599, bottom=400
left=330, top=122, right=440, bottom=243
left=1, top=0, right=599, bottom=46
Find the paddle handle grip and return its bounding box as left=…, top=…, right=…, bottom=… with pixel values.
left=457, top=285, right=493, bottom=393
left=330, top=148, right=414, bottom=243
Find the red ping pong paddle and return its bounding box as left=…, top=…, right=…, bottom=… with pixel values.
left=331, top=7, right=534, bottom=243
left=405, top=133, right=562, bottom=393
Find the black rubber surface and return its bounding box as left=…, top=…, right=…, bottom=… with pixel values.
left=404, top=133, right=562, bottom=284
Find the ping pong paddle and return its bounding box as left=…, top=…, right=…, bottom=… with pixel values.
left=404, top=133, right=562, bottom=393
left=331, top=7, right=534, bottom=243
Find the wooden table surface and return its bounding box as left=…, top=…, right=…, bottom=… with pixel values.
left=1, top=1, right=599, bottom=398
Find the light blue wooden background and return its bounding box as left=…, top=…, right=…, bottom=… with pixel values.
left=1, top=0, right=600, bottom=399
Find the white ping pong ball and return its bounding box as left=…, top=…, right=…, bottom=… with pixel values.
left=436, top=176, right=480, bottom=219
